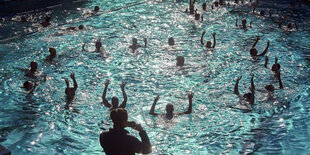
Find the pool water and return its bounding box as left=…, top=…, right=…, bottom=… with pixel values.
left=0, top=0, right=310, bottom=154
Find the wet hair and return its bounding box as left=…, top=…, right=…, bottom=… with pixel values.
left=265, top=85, right=275, bottom=92
left=166, top=104, right=174, bottom=113
left=271, top=63, right=281, bottom=72
left=132, top=38, right=138, bottom=45
left=30, top=61, right=38, bottom=70
left=110, top=108, right=128, bottom=126
left=23, top=81, right=33, bottom=90
left=243, top=93, right=253, bottom=103
left=287, top=23, right=292, bottom=29
left=168, top=37, right=175, bottom=46
left=206, top=41, right=212, bottom=48
left=176, top=56, right=185, bottom=66
left=250, top=48, right=258, bottom=56
left=45, top=16, right=51, bottom=22
left=94, top=6, right=100, bottom=12
left=49, top=48, right=56, bottom=56
left=112, top=96, right=119, bottom=106
left=242, top=19, right=247, bottom=25
left=78, top=25, right=84, bottom=30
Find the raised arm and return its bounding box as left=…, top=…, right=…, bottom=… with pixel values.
left=258, top=40, right=270, bottom=56
left=234, top=76, right=242, bottom=95
left=149, top=96, right=160, bottom=116
left=200, top=31, right=206, bottom=45
left=119, top=81, right=127, bottom=108
left=126, top=122, right=152, bottom=154
left=294, top=19, right=298, bottom=30
left=70, top=73, right=78, bottom=91
left=250, top=74, right=255, bottom=90
left=264, top=56, right=269, bottom=68
left=252, top=36, right=260, bottom=48
left=212, top=32, right=216, bottom=48
left=183, top=92, right=193, bottom=114
left=249, top=85, right=255, bottom=105
left=102, top=79, right=111, bottom=108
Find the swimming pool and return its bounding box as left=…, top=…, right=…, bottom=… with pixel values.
left=0, top=0, right=310, bottom=154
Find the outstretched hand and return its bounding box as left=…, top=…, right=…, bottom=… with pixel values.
left=154, top=95, right=160, bottom=102
left=105, top=79, right=110, bottom=87
left=120, top=81, right=127, bottom=90
left=237, top=76, right=242, bottom=81
left=202, top=31, right=206, bottom=35
left=127, top=121, right=143, bottom=131
left=213, top=32, right=216, bottom=37
left=188, top=91, right=194, bottom=99
left=70, top=72, right=75, bottom=79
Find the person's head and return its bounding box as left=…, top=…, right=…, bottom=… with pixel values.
left=176, top=56, right=185, bottom=66
left=272, top=63, right=280, bottom=72
left=94, top=6, right=100, bottom=12
left=243, top=93, right=253, bottom=103
left=214, top=1, right=219, bottom=7
left=250, top=48, right=258, bottom=56
left=287, top=23, right=292, bottom=29
left=260, top=10, right=265, bottom=16
left=132, top=38, right=138, bottom=45
left=30, top=61, right=38, bottom=71
left=168, top=37, right=175, bottom=46
left=49, top=48, right=56, bottom=57
left=45, top=16, right=51, bottom=22
left=202, top=3, right=207, bottom=10
left=78, top=25, right=84, bottom=30
left=165, top=104, right=174, bottom=114
left=110, top=108, right=128, bottom=128
left=22, top=81, right=33, bottom=91
left=265, top=85, right=275, bottom=92
left=111, top=96, right=119, bottom=107
left=206, top=41, right=212, bottom=48
left=242, top=19, right=247, bottom=26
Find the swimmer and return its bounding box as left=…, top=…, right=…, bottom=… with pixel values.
left=271, top=57, right=281, bottom=73
left=253, top=72, right=283, bottom=93
left=46, top=47, right=56, bottom=61
left=25, top=61, right=38, bottom=77
left=194, top=9, right=200, bottom=20
left=149, top=92, right=194, bottom=120
left=278, top=17, right=298, bottom=30
left=64, top=72, right=78, bottom=101
left=168, top=37, right=175, bottom=46
left=40, top=16, right=51, bottom=27
left=66, top=25, right=84, bottom=31
left=91, top=6, right=100, bottom=15
left=201, top=31, right=216, bottom=48
left=129, top=38, right=142, bottom=51
left=250, top=36, right=270, bottom=57
left=234, top=75, right=255, bottom=108
left=176, top=56, right=185, bottom=67
left=264, top=56, right=269, bottom=68
left=96, top=38, right=103, bottom=52
left=202, top=3, right=207, bottom=11
left=102, top=79, right=127, bottom=109
left=22, top=81, right=37, bottom=94
left=189, top=0, right=197, bottom=14
left=236, top=17, right=252, bottom=29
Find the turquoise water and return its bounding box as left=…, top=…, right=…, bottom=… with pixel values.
left=0, top=0, right=310, bottom=154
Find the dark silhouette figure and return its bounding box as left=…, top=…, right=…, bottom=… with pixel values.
left=65, top=72, right=78, bottom=101
left=100, top=108, right=152, bottom=154
left=149, top=92, right=193, bottom=120
left=201, top=31, right=216, bottom=48
left=102, top=79, right=127, bottom=109
left=234, top=75, right=255, bottom=107
left=46, top=48, right=57, bottom=61
left=250, top=36, right=270, bottom=57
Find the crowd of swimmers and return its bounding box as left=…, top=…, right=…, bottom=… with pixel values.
left=17, top=0, right=307, bottom=154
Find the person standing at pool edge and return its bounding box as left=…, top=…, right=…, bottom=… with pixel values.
left=102, top=79, right=128, bottom=109
left=100, top=108, right=152, bottom=154
left=149, top=92, right=193, bottom=120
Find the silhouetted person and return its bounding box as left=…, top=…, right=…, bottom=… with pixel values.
left=129, top=38, right=142, bottom=51
left=168, top=37, right=175, bottom=46
left=65, top=72, right=78, bottom=101
left=46, top=48, right=56, bottom=61
left=278, top=17, right=298, bottom=30
left=236, top=18, right=252, bottom=29
left=22, top=81, right=37, bottom=94
left=25, top=61, right=38, bottom=77
left=250, top=36, right=270, bottom=57
left=201, top=31, right=216, bottom=48
left=176, top=56, right=185, bottom=67
left=271, top=57, right=281, bottom=73
left=40, top=16, right=51, bottom=27
left=202, top=3, right=207, bottom=10
left=149, top=92, right=193, bottom=120
left=102, top=79, right=127, bottom=109
left=66, top=25, right=84, bottom=31
left=96, top=38, right=103, bottom=52
left=100, top=108, right=152, bottom=154
left=253, top=72, right=283, bottom=93
left=194, top=9, right=200, bottom=20
left=234, top=75, right=255, bottom=108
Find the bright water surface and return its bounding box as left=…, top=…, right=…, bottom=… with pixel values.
left=0, top=0, right=310, bottom=154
